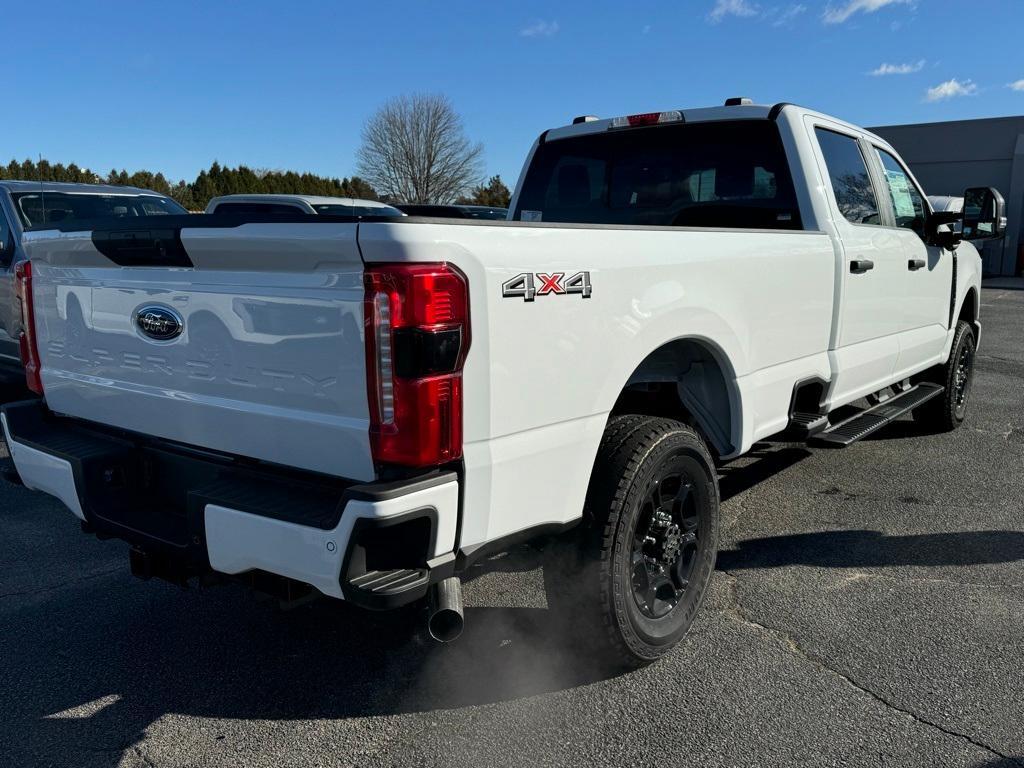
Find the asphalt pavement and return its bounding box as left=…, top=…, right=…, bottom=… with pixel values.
left=1, top=284, right=1022, bottom=768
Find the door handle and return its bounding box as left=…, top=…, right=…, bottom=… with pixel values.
left=850, top=259, right=875, bottom=274
left=908, top=258, right=926, bottom=271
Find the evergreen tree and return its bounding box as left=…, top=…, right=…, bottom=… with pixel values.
left=456, top=175, right=511, bottom=207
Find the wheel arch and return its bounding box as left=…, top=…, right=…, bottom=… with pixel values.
left=958, top=285, right=980, bottom=340
left=607, top=336, right=742, bottom=458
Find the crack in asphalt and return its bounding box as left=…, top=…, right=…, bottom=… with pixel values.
left=0, top=566, right=123, bottom=601
left=824, top=570, right=1024, bottom=592
left=130, top=744, right=158, bottom=768
left=718, top=570, right=1023, bottom=767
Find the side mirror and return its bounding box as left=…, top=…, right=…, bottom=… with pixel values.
left=963, top=186, right=1006, bottom=239
left=927, top=210, right=963, bottom=250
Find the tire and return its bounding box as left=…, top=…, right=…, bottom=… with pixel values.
left=912, top=320, right=977, bottom=432
left=544, top=415, right=719, bottom=667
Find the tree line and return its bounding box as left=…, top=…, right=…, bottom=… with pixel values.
left=0, top=158, right=381, bottom=211
left=1, top=157, right=511, bottom=210
left=1, top=93, right=513, bottom=210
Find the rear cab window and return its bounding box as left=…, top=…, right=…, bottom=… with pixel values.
left=514, top=120, right=803, bottom=230
left=12, top=192, right=186, bottom=226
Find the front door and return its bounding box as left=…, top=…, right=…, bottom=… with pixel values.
left=871, top=146, right=953, bottom=377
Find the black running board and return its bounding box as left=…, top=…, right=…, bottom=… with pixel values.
left=787, top=411, right=829, bottom=439
left=809, top=383, right=944, bottom=447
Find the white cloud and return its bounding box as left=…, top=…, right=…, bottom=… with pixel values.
left=520, top=20, right=559, bottom=37
left=925, top=78, right=977, bottom=102
left=1009, top=79, right=1024, bottom=91
left=709, top=0, right=759, bottom=23
left=823, top=0, right=913, bottom=24
left=870, top=59, right=925, bottom=76
left=772, top=4, right=807, bottom=26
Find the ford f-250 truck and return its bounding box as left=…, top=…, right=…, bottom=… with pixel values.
left=1, top=100, right=1003, bottom=665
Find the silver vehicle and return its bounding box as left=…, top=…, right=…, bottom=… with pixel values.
left=204, top=194, right=405, bottom=217
left=0, top=181, right=187, bottom=382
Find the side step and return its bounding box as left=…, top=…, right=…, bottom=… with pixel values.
left=809, top=383, right=944, bottom=448
left=788, top=411, right=829, bottom=439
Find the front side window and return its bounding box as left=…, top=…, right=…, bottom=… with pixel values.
left=514, top=120, right=802, bottom=229
left=815, top=128, right=880, bottom=226
left=875, top=148, right=927, bottom=238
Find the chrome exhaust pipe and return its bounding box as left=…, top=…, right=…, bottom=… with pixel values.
left=427, top=576, right=464, bottom=643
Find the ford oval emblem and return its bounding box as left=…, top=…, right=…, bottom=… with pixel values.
left=135, top=306, right=184, bottom=341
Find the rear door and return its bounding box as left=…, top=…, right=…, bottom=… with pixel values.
left=25, top=221, right=374, bottom=481
left=808, top=121, right=904, bottom=404
left=870, top=145, right=952, bottom=376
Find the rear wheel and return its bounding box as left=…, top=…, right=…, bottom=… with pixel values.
left=544, top=416, right=719, bottom=667
left=912, top=320, right=976, bottom=432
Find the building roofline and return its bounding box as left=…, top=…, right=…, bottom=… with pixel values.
left=870, top=114, right=1024, bottom=131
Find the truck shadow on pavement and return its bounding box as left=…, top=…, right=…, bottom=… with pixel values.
left=3, top=417, right=1012, bottom=766
left=3, top=540, right=629, bottom=768
left=717, top=529, right=1024, bottom=571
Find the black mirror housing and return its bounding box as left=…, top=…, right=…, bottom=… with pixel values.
left=963, top=186, right=1006, bottom=239
left=927, top=210, right=963, bottom=250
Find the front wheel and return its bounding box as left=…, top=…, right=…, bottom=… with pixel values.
left=544, top=416, right=719, bottom=667
left=912, top=320, right=976, bottom=432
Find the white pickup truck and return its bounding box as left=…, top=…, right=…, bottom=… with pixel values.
left=1, top=100, right=1002, bottom=665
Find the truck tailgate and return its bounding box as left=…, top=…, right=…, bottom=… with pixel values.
left=23, top=222, right=374, bottom=481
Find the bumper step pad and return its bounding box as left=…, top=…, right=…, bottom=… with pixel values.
left=809, top=383, right=944, bottom=447
left=349, top=568, right=428, bottom=596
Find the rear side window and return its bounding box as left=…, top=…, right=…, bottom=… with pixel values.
left=875, top=148, right=927, bottom=238
left=514, top=120, right=802, bottom=229
left=814, top=128, right=880, bottom=226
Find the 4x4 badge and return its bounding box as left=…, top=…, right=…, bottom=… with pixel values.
left=501, top=271, right=592, bottom=302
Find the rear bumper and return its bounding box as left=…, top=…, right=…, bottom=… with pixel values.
left=1, top=400, right=458, bottom=608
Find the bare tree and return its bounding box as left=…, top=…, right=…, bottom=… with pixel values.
left=357, top=94, right=484, bottom=204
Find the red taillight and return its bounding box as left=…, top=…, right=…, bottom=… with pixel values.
left=14, top=261, right=43, bottom=395
left=364, top=263, right=470, bottom=467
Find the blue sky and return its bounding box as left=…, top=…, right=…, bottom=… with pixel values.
left=6, top=0, right=1023, bottom=188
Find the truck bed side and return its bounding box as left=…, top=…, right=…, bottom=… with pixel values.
left=358, top=219, right=836, bottom=550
